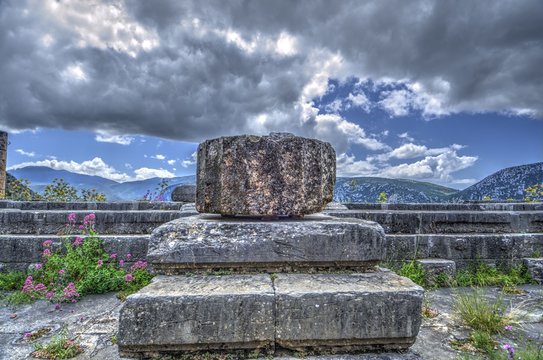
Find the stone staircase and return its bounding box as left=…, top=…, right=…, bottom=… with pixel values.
left=325, top=202, right=543, bottom=273
left=0, top=201, right=196, bottom=272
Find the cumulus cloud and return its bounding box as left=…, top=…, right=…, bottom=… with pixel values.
left=15, top=149, right=36, bottom=157
left=181, top=152, right=197, bottom=168
left=151, top=154, right=166, bottom=160
left=8, top=157, right=132, bottom=182
left=134, top=167, right=175, bottom=180
left=8, top=157, right=177, bottom=182
left=0, top=0, right=539, bottom=154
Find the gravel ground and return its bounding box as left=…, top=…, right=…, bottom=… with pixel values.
left=1, top=285, right=542, bottom=360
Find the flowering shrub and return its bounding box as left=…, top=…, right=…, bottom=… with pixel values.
left=140, top=178, right=170, bottom=202
left=7, top=213, right=152, bottom=308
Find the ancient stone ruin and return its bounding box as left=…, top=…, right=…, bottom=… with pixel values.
left=0, top=131, right=7, bottom=199
left=117, top=133, right=423, bottom=358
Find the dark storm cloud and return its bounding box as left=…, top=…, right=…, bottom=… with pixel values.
left=0, top=0, right=541, bottom=144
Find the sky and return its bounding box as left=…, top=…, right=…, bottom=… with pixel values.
left=1, top=0, right=542, bottom=188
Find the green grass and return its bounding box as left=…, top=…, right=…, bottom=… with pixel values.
left=454, top=262, right=532, bottom=288
left=454, top=289, right=511, bottom=334
left=396, top=260, right=427, bottom=287
left=0, top=271, right=26, bottom=290
left=31, top=327, right=83, bottom=359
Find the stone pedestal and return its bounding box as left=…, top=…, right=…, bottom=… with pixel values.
left=118, top=133, right=422, bottom=358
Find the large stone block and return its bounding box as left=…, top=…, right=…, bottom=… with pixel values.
left=274, top=271, right=424, bottom=352
left=196, top=133, right=336, bottom=216
left=148, top=214, right=384, bottom=274
left=118, top=275, right=275, bottom=357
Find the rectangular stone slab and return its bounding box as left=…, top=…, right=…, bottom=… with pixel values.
left=118, top=275, right=275, bottom=356
left=274, top=271, right=423, bottom=352
left=148, top=214, right=384, bottom=274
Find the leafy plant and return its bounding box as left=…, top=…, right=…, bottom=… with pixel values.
left=524, top=183, right=543, bottom=202
left=43, top=178, right=79, bottom=202
left=397, top=260, right=427, bottom=287
left=6, top=177, right=39, bottom=201
left=31, top=326, right=83, bottom=359
left=79, top=188, right=107, bottom=202
left=377, top=191, right=388, bottom=204
left=454, top=262, right=532, bottom=288
left=6, top=213, right=152, bottom=308
left=0, top=271, right=26, bottom=290
left=454, top=289, right=511, bottom=334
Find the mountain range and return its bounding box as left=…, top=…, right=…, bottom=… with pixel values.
left=8, top=162, right=543, bottom=203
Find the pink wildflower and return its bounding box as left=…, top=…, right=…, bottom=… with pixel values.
left=63, top=282, right=79, bottom=300
left=58, top=269, right=65, bottom=275
left=34, top=283, right=47, bottom=292
left=22, top=276, right=34, bottom=292
left=79, top=225, right=84, bottom=230
left=42, top=240, right=53, bottom=247
left=119, top=260, right=125, bottom=266
left=504, top=325, right=513, bottom=331
left=67, top=213, right=77, bottom=222
left=45, top=292, right=54, bottom=299
left=97, top=259, right=103, bottom=266
left=110, top=253, right=117, bottom=259
left=54, top=303, right=61, bottom=310
left=24, top=332, right=32, bottom=338
left=35, top=263, right=43, bottom=270
left=73, top=236, right=83, bottom=246
left=126, top=253, right=132, bottom=259
left=42, top=248, right=51, bottom=257
left=124, top=274, right=134, bottom=283
left=130, top=260, right=147, bottom=271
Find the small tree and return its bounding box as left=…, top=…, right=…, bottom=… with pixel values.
left=524, top=183, right=543, bottom=202
left=43, top=178, right=79, bottom=202
left=378, top=191, right=388, bottom=204
left=80, top=188, right=107, bottom=202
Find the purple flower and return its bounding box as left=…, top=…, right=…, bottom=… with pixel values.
left=58, top=269, right=65, bottom=275
left=130, top=260, right=147, bottom=271
left=119, top=260, right=125, bottom=266
left=504, top=325, right=513, bottom=331
left=97, top=259, right=103, bottom=266
left=35, top=263, right=43, bottom=270
left=22, top=276, right=33, bottom=292
left=54, top=303, right=61, bottom=310
left=45, top=292, right=54, bottom=299
left=502, top=343, right=516, bottom=360
left=24, top=332, right=32, bottom=338
left=110, top=253, right=117, bottom=259
left=73, top=236, right=83, bottom=246
left=79, top=225, right=84, bottom=230
left=67, top=213, right=77, bottom=222
left=42, top=240, right=53, bottom=247
left=124, top=274, right=134, bottom=283
left=42, top=248, right=51, bottom=257
left=126, top=253, right=132, bottom=259
left=34, top=283, right=47, bottom=292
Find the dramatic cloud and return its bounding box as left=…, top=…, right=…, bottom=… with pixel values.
left=133, top=167, right=175, bottom=180
left=0, top=0, right=540, bottom=146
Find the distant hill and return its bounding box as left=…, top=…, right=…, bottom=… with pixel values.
left=7, top=162, right=543, bottom=202
left=450, top=162, right=543, bottom=201
left=9, top=166, right=195, bottom=201
left=334, top=177, right=458, bottom=203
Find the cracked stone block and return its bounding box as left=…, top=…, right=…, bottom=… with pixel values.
left=416, top=259, right=456, bottom=287
left=117, top=275, right=275, bottom=357
left=196, top=133, right=336, bottom=216
left=522, top=258, right=543, bottom=284
left=148, top=214, right=384, bottom=274
left=274, top=271, right=424, bottom=352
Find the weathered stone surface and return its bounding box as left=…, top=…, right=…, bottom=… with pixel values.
left=117, top=275, right=275, bottom=356
left=0, top=200, right=184, bottom=210
left=196, top=133, right=336, bottom=216
left=327, top=210, right=543, bottom=234
left=274, top=270, right=424, bottom=352
left=171, top=184, right=196, bottom=202
left=148, top=214, right=384, bottom=274
left=343, top=202, right=543, bottom=211
left=416, top=259, right=456, bottom=286
left=523, top=258, right=543, bottom=284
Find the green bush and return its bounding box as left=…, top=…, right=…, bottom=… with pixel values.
left=6, top=212, right=152, bottom=308
left=454, top=289, right=511, bottom=334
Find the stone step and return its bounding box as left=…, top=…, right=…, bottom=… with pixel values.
left=326, top=210, right=543, bottom=234
left=0, top=210, right=184, bottom=235
left=522, top=258, right=543, bottom=284
left=0, top=234, right=149, bottom=272
left=385, top=233, right=543, bottom=268
left=117, top=271, right=423, bottom=357
left=0, top=200, right=185, bottom=211
left=148, top=214, right=385, bottom=274
left=342, top=202, right=543, bottom=211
